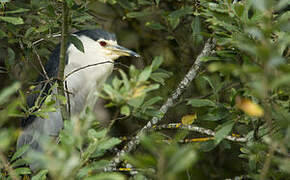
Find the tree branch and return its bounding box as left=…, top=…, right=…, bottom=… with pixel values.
left=156, top=123, right=247, bottom=143
left=32, top=45, right=49, bottom=80
left=57, top=1, right=69, bottom=121
left=64, top=61, right=113, bottom=79
left=32, top=34, right=61, bottom=46
left=105, top=38, right=216, bottom=171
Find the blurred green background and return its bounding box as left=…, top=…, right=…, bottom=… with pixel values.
left=0, top=0, right=289, bottom=179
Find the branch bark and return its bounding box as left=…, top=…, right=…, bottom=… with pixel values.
left=64, top=61, right=113, bottom=79
left=105, top=38, right=216, bottom=171
left=57, top=1, right=69, bottom=121
left=156, top=123, right=247, bottom=143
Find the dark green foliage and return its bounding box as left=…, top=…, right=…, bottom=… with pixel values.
left=0, top=0, right=289, bottom=179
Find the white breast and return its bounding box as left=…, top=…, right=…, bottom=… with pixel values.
left=64, top=35, right=114, bottom=115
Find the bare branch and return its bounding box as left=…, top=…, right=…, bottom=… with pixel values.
left=65, top=81, right=71, bottom=117
left=105, top=38, right=216, bottom=171
left=57, top=1, right=70, bottom=121
left=64, top=61, right=113, bottom=79
left=32, top=45, right=49, bottom=80
left=32, top=34, right=61, bottom=46
left=156, top=123, right=247, bottom=143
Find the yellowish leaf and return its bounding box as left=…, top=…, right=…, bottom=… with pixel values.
left=29, top=85, right=36, bottom=91
left=181, top=114, right=197, bottom=125
left=236, top=97, right=264, bottom=117
left=132, top=85, right=147, bottom=98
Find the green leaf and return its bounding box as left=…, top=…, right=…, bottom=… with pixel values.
left=168, top=6, right=193, bottom=29
left=143, top=109, right=163, bottom=118
left=11, top=159, right=27, bottom=168
left=191, top=16, right=201, bottom=33
left=191, top=16, right=203, bottom=44
left=168, top=17, right=180, bottom=30
left=112, top=77, right=121, bottom=90
left=69, top=35, right=85, bottom=53
left=84, top=173, right=125, bottom=180
left=234, top=3, right=245, bottom=18
left=138, top=0, right=153, bottom=6
left=0, top=82, right=20, bottom=105
left=119, top=70, right=130, bottom=91
left=120, top=105, right=130, bottom=116
left=5, top=8, right=29, bottom=14
left=150, top=73, right=165, bottom=85
left=127, top=11, right=153, bottom=18
left=10, top=144, right=29, bottom=162
left=118, top=0, right=134, bottom=10
left=145, top=21, right=165, bottom=30
left=5, top=47, right=15, bottom=68
left=138, top=66, right=152, bottom=82
left=199, top=113, right=226, bottom=121
left=24, top=27, right=36, bottom=38
left=200, top=56, right=221, bottom=62
left=251, top=0, right=268, bottom=11
left=187, top=99, right=216, bottom=107
left=14, top=167, right=31, bottom=175
left=169, top=6, right=193, bottom=18
left=152, top=72, right=170, bottom=79
left=155, top=0, right=160, bottom=5
left=143, top=84, right=160, bottom=93
left=93, top=138, right=121, bottom=158
left=0, top=29, right=7, bottom=38
left=77, top=160, right=110, bottom=178
left=151, top=56, right=163, bottom=71
left=214, top=121, right=234, bottom=145
left=103, top=84, right=116, bottom=99
left=143, top=96, right=162, bottom=107
left=88, top=129, right=107, bottom=140
left=168, top=145, right=197, bottom=173
left=202, top=76, right=216, bottom=91
left=271, top=74, right=290, bottom=89
left=31, top=170, right=48, bottom=180
left=0, top=16, right=24, bottom=25
left=98, top=138, right=121, bottom=151
left=128, top=96, right=145, bottom=108
left=82, top=137, right=99, bottom=163
left=66, top=0, right=75, bottom=7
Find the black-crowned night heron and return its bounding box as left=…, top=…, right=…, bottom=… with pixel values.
left=17, top=29, right=140, bottom=170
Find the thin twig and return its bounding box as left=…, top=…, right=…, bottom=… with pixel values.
left=18, top=38, right=46, bottom=80
left=86, top=10, right=107, bottom=22
left=106, top=109, right=120, bottom=134
left=64, top=61, right=113, bottom=79
left=32, top=34, right=61, bottom=46
left=32, top=45, right=49, bottom=80
left=32, top=80, right=50, bottom=109
left=0, top=150, right=19, bottom=180
left=115, top=62, right=130, bottom=70
left=105, top=38, right=216, bottom=171
left=156, top=123, right=247, bottom=143
left=260, top=144, right=275, bottom=180
left=65, top=81, right=71, bottom=117
left=195, top=82, right=241, bottom=99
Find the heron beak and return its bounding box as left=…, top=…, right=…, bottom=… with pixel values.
left=110, top=45, right=140, bottom=57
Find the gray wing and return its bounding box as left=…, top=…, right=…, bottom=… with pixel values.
left=17, top=88, right=64, bottom=171
left=17, top=44, right=65, bottom=171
